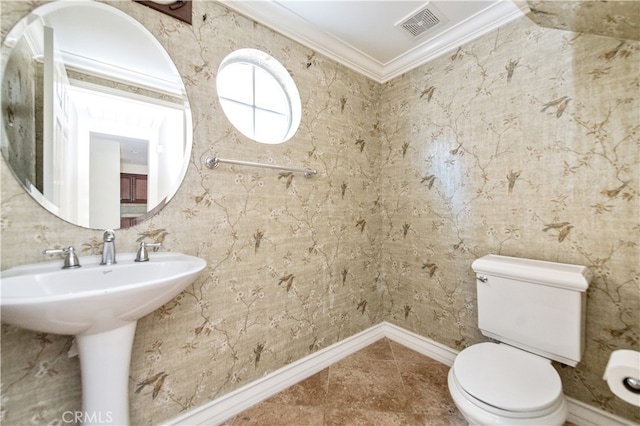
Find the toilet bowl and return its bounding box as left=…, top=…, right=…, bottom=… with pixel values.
left=447, top=255, right=590, bottom=425
left=448, top=342, right=568, bottom=426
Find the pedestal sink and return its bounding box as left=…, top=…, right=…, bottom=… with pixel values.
left=1, top=252, right=206, bottom=425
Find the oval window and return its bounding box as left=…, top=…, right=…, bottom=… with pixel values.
left=216, top=49, right=301, bottom=144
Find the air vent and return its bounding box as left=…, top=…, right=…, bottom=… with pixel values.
left=398, top=6, right=442, bottom=38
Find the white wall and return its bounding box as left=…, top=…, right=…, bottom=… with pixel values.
left=89, top=135, right=120, bottom=229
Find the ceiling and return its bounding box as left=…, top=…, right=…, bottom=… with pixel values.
left=219, top=0, right=530, bottom=82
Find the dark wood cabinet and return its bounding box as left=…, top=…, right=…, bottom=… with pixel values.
left=120, top=173, right=147, bottom=203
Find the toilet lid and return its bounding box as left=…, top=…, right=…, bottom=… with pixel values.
left=452, top=342, right=563, bottom=412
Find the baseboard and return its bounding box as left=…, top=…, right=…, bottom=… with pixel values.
left=165, top=322, right=635, bottom=426
left=165, top=323, right=387, bottom=426
left=382, top=321, right=458, bottom=366
left=566, top=397, right=638, bottom=426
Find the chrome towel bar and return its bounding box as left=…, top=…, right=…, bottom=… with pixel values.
left=204, top=156, right=317, bottom=178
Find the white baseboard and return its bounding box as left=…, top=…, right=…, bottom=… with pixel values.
left=165, top=322, right=636, bottom=426
left=165, top=323, right=387, bottom=426
left=382, top=321, right=458, bottom=366
left=566, top=397, right=638, bottom=426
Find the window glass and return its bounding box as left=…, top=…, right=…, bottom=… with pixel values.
left=254, top=66, right=288, bottom=113
left=216, top=49, right=301, bottom=144
left=218, top=98, right=252, bottom=135
left=255, top=109, right=288, bottom=142
left=217, top=62, right=253, bottom=105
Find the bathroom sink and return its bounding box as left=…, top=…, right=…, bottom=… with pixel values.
left=0, top=252, right=206, bottom=335
left=1, top=251, right=206, bottom=425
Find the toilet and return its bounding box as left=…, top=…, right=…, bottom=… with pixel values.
left=448, top=254, right=591, bottom=425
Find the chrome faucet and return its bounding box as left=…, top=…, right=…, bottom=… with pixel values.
left=100, top=230, right=116, bottom=265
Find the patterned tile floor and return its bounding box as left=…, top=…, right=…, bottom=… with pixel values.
left=222, top=338, right=467, bottom=425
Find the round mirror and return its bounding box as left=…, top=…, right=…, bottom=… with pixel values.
left=1, top=1, right=192, bottom=229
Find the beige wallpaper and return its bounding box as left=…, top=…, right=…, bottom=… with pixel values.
left=1, top=33, right=37, bottom=189
left=1, top=1, right=638, bottom=425
left=377, top=7, right=639, bottom=423
left=527, top=0, right=640, bottom=41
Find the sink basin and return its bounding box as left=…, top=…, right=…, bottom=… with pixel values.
left=1, top=252, right=206, bottom=335
left=1, top=251, right=206, bottom=425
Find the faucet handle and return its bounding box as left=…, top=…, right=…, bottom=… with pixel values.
left=135, top=242, right=162, bottom=262
left=43, top=246, right=81, bottom=269
left=103, top=229, right=115, bottom=242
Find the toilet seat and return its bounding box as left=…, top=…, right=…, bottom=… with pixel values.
left=451, top=342, right=563, bottom=414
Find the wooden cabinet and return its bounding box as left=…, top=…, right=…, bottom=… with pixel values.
left=120, top=173, right=148, bottom=228
left=120, top=173, right=147, bottom=203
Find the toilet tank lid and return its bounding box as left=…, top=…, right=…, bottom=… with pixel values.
left=472, top=255, right=590, bottom=291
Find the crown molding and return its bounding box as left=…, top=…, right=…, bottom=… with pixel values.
left=382, top=1, right=530, bottom=81
left=219, top=0, right=384, bottom=81
left=61, top=51, right=185, bottom=97
left=218, top=1, right=530, bottom=83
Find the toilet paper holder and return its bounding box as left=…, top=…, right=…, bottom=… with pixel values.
left=623, top=376, right=640, bottom=394
left=604, top=349, right=640, bottom=406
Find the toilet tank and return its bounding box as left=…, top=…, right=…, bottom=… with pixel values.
left=472, top=255, right=591, bottom=367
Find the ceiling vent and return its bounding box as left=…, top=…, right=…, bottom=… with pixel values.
left=398, top=5, right=444, bottom=38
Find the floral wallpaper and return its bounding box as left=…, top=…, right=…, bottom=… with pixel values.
left=377, top=6, right=639, bottom=423
left=527, top=0, right=640, bottom=41
left=1, top=1, right=638, bottom=425
left=1, top=33, right=36, bottom=189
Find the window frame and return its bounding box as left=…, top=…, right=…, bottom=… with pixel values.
left=216, top=49, right=301, bottom=144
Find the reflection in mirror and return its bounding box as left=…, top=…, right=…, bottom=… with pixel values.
left=1, top=1, right=192, bottom=229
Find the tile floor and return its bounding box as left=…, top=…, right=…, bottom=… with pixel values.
left=222, top=338, right=466, bottom=425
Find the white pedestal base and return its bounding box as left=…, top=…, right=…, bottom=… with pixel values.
left=75, top=322, right=137, bottom=426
